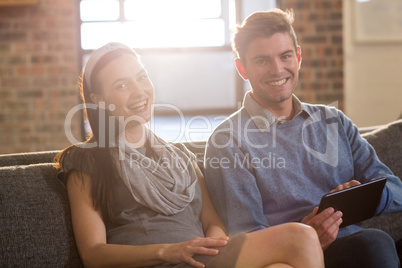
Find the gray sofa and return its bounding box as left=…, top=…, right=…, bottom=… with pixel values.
left=0, top=119, right=401, bottom=267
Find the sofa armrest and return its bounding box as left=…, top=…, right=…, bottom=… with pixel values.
left=0, top=163, right=83, bottom=267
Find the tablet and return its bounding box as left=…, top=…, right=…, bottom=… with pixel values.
left=317, top=178, right=387, bottom=228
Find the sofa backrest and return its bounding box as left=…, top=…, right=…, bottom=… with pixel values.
left=0, top=163, right=83, bottom=267
left=0, top=142, right=206, bottom=172
left=0, top=150, right=60, bottom=168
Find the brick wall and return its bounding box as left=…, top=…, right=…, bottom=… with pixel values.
left=278, top=0, right=343, bottom=109
left=0, top=0, right=81, bottom=154
left=0, top=0, right=344, bottom=154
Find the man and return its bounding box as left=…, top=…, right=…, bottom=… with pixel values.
left=204, top=8, right=402, bottom=268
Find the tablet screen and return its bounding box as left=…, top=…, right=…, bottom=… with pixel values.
left=317, top=178, right=387, bottom=228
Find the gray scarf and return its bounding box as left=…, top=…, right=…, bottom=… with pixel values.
left=111, top=130, right=198, bottom=216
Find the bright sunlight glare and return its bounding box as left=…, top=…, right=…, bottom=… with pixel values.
left=125, top=0, right=221, bottom=20
left=80, top=0, right=225, bottom=49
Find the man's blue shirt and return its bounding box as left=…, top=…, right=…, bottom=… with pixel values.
left=204, top=93, right=402, bottom=237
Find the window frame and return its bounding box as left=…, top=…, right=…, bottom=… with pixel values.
left=76, top=0, right=244, bottom=117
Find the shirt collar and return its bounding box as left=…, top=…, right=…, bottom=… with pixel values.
left=243, top=91, right=311, bottom=131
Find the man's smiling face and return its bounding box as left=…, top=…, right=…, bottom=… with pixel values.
left=236, top=32, right=302, bottom=108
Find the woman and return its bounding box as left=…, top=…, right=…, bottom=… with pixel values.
left=56, top=42, right=324, bottom=268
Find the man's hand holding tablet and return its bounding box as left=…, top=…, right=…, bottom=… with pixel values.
left=329, top=180, right=361, bottom=194
left=317, top=178, right=387, bottom=228
left=302, top=178, right=387, bottom=250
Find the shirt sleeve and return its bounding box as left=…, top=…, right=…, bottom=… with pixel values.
left=204, top=131, right=269, bottom=235
left=57, top=146, right=95, bottom=186
left=338, top=110, right=402, bottom=215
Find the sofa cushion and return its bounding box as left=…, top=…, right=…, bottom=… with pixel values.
left=359, top=119, right=402, bottom=241
left=361, top=119, right=402, bottom=179
left=0, top=163, right=83, bottom=267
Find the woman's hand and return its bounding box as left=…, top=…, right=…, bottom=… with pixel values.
left=157, top=236, right=228, bottom=268
left=329, top=180, right=361, bottom=193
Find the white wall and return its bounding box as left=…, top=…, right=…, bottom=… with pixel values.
left=344, top=0, right=402, bottom=127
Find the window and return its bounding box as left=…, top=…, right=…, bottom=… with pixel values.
left=77, top=0, right=275, bottom=142
left=78, top=0, right=238, bottom=115
left=80, top=0, right=230, bottom=49
left=78, top=0, right=238, bottom=142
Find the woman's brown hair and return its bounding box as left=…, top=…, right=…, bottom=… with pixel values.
left=55, top=49, right=137, bottom=223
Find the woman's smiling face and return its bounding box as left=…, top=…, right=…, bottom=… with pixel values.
left=91, top=53, right=154, bottom=126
